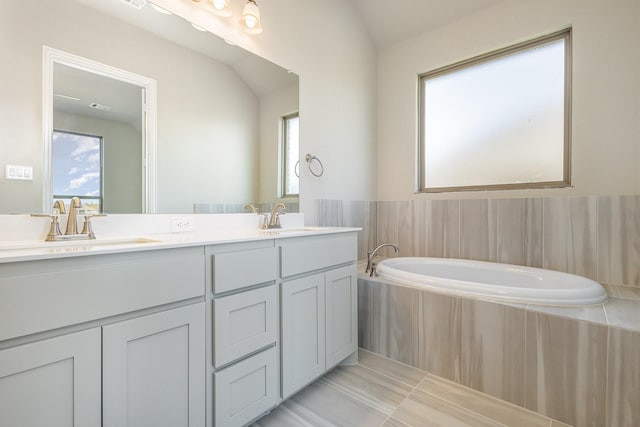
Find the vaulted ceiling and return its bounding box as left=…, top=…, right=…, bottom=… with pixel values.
left=348, top=0, right=503, bottom=49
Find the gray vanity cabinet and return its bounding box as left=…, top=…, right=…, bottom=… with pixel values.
left=206, top=240, right=279, bottom=427
left=325, top=264, right=358, bottom=367
left=0, top=328, right=102, bottom=427
left=103, top=303, right=205, bottom=427
left=0, top=247, right=206, bottom=427
left=279, top=233, right=358, bottom=399
left=281, top=272, right=326, bottom=398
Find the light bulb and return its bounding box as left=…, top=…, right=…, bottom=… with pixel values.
left=241, top=0, right=262, bottom=34
left=210, top=0, right=232, bottom=17
left=244, top=16, right=257, bottom=28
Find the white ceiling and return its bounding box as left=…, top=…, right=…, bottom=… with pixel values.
left=61, top=0, right=504, bottom=125
left=57, top=0, right=298, bottom=126
left=54, top=63, right=143, bottom=128
left=348, top=0, right=504, bottom=49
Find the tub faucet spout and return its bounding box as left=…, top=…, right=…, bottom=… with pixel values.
left=366, top=243, right=399, bottom=276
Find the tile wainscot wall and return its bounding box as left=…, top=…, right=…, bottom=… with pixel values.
left=315, top=195, right=640, bottom=427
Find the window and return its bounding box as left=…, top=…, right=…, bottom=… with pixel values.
left=418, top=29, right=571, bottom=192
left=52, top=130, right=103, bottom=211
left=281, top=113, right=300, bottom=197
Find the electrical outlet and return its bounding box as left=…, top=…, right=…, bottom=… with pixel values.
left=170, top=216, right=194, bottom=233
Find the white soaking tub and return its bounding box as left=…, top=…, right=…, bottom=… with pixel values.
left=375, top=257, right=608, bottom=306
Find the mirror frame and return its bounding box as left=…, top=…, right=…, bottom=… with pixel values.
left=42, top=46, right=158, bottom=213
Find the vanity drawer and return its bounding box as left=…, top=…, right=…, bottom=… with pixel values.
left=213, top=285, right=277, bottom=367
left=279, top=232, right=357, bottom=278
left=214, top=346, right=278, bottom=427
left=212, top=247, right=276, bottom=294
left=0, top=247, right=204, bottom=341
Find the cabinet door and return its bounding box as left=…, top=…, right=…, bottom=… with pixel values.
left=214, top=285, right=278, bottom=367
left=281, top=273, right=325, bottom=398
left=0, top=328, right=101, bottom=427
left=214, top=346, right=278, bottom=427
left=103, top=303, right=205, bottom=427
left=325, top=265, right=358, bottom=368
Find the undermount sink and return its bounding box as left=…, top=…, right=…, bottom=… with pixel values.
left=0, top=237, right=162, bottom=252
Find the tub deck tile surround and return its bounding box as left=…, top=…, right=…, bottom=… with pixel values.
left=542, top=196, right=598, bottom=281
left=496, top=198, right=543, bottom=268
left=253, top=349, right=565, bottom=427
left=411, top=200, right=428, bottom=257
left=358, top=278, right=418, bottom=366
left=317, top=194, right=640, bottom=294
left=602, top=294, right=640, bottom=331
left=416, top=289, right=462, bottom=382
left=460, top=199, right=498, bottom=263
left=358, top=275, right=640, bottom=426
left=397, top=201, right=415, bottom=261
left=603, top=283, right=640, bottom=301
left=376, top=201, right=400, bottom=258
left=460, top=299, right=526, bottom=406
left=606, top=327, right=640, bottom=427
left=597, top=195, right=640, bottom=287
left=524, top=302, right=608, bottom=326
left=426, top=200, right=460, bottom=258
left=524, top=311, right=608, bottom=427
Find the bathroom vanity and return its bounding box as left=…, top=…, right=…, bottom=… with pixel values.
left=0, top=224, right=358, bottom=427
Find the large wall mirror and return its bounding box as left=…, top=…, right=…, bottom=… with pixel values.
left=0, top=0, right=299, bottom=214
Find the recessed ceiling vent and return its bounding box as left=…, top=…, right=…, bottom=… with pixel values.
left=120, top=0, right=146, bottom=10
left=89, top=102, right=112, bottom=111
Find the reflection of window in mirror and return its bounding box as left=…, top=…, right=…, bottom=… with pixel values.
left=52, top=130, right=103, bottom=211
left=418, top=28, right=572, bottom=192
left=281, top=113, right=300, bottom=197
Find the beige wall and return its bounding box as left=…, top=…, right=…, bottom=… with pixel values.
left=154, top=0, right=378, bottom=221
left=258, top=84, right=299, bottom=204
left=53, top=111, right=142, bottom=213
left=0, top=0, right=259, bottom=214
left=376, top=0, right=640, bottom=200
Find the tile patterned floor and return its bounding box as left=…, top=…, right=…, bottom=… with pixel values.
left=252, top=349, right=572, bottom=427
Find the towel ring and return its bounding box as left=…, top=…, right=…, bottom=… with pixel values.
left=305, top=154, right=324, bottom=177
left=294, top=160, right=300, bottom=178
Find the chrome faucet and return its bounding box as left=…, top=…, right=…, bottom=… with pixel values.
left=366, top=243, right=400, bottom=277
left=267, top=203, right=286, bottom=228
left=66, top=196, right=82, bottom=235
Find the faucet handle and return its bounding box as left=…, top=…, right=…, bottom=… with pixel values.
left=81, top=213, right=106, bottom=239
left=274, top=211, right=286, bottom=227
left=261, top=213, right=269, bottom=229
left=31, top=213, right=62, bottom=241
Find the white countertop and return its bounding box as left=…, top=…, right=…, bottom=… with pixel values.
left=0, top=226, right=360, bottom=263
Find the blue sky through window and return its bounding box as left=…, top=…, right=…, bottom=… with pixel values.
left=52, top=131, right=102, bottom=198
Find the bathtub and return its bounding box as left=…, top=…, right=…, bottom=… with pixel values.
left=375, top=257, right=608, bottom=306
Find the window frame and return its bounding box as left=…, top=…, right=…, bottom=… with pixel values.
left=417, top=28, right=572, bottom=193
left=52, top=129, right=104, bottom=211
left=280, top=112, right=300, bottom=198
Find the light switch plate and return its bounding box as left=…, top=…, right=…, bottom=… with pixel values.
left=5, top=165, right=33, bottom=181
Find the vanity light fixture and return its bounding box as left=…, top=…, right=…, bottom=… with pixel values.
left=211, top=0, right=232, bottom=17
left=241, top=0, right=262, bottom=34
left=192, top=0, right=262, bottom=34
